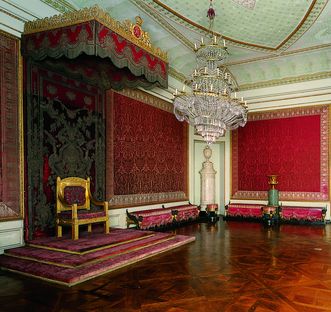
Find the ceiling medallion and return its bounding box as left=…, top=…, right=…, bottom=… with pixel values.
left=232, top=0, right=257, bottom=10
left=173, top=0, right=248, bottom=145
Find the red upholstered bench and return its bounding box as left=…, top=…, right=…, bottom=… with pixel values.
left=169, top=204, right=199, bottom=223
left=126, top=204, right=200, bottom=230
left=126, top=207, right=174, bottom=230
left=281, top=206, right=327, bottom=223
left=225, top=203, right=264, bottom=219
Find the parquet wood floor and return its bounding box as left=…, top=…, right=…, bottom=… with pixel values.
left=1, top=220, right=331, bottom=311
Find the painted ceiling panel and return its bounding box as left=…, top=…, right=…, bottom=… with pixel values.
left=288, top=2, right=331, bottom=50
left=144, top=0, right=327, bottom=50
left=156, top=0, right=310, bottom=48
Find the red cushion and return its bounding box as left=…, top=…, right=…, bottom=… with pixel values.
left=64, top=186, right=86, bottom=206
left=60, top=210, right=106, bottom=220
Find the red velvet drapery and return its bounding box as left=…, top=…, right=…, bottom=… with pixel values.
left=21, top=17, right=168, bottom=90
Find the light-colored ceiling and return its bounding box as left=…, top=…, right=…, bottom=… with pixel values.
left=40, top=0, right=331, bottom=90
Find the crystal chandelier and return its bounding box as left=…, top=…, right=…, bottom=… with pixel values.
left=173, top=0, right=248, bottom=145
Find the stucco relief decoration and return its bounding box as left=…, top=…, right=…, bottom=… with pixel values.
left=232, top=0, right=257, bottom=9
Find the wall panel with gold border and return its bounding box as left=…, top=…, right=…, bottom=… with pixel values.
left=0, top=30, right=23, bottom=220
left=106, top=89, right=188, bottom=208
left=231, top=105, right=329, bottom=202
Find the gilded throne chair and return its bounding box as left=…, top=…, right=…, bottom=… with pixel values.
left=56, top=176, right=110, bottom=240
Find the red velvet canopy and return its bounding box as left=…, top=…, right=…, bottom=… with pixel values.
left=22, top=6, right=170, bottom=239
left=21, top=5, right=168, bottom=90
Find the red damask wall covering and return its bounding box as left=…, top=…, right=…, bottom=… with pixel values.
left=106, top=90, right=188, bottom=205
left=232, top=106, right=329, bottom=201
left=0, top=31, right=21, bottom=219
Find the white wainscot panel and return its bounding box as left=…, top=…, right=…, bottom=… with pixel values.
left=0, top=219, right=24, bottom=254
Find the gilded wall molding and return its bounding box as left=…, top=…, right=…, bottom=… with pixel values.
left=239, top=71, right=331, bottom=91
left=0, top=29, right=19, bottom=40
left=248, top=91, right=331, bottom=106
left=18, top=40, right=24, bottom=219
left=0, top=30, right=22, bottom=219
left=109, top=192, right=187, bottom=208
left=232, top=105, right=329, bottom=201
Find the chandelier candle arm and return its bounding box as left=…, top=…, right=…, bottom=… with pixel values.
left=172, top=0, right=248, bottom=145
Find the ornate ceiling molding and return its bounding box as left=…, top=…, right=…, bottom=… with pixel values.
left=248, top=91, right=331, bottom=106
left=239, top=71, right=331, bottom=91
left=227, top=43, right=331, bottom=66
left=40, top=0, right=76, bottom=13
left=148, top=0, right=327, bottom=52
left=130, top=0, right=194, bottom=51
left=168, top=67, right=187, bottom=84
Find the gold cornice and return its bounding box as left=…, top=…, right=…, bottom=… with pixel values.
left=0, top=29, right=20, bottom=40
left=0, top=8, right=27, bottom=23
left=239, top=71, right=331, bottom=91
left=23, top=5, right=168, bottom=62
left=115, top=88, right=173, bottom=113
left=248, top=91, right=331, bottom=106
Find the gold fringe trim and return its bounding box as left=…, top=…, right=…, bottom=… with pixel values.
left=23, top=5, right=167, bottom=62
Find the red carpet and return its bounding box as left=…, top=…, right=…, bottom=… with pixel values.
left=0, top=229, right=195, bottom=286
